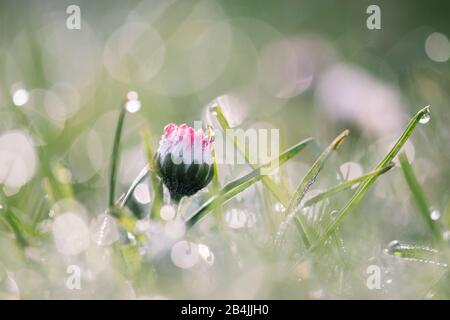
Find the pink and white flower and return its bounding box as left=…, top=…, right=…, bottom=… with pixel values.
left=156, top=123, right=214, bottom=202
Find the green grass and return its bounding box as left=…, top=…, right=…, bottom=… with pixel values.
left=399, top=152, right=442, bottom=243
left=185, top=137, right=313, bottom=228
left=308, top=106, right=432, bottom=254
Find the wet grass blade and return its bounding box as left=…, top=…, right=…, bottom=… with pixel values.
left=399, top=152, right=441, bottom=242
left=288, top=130, right=350, bottom=212
left=308, top=106, right=431, bottom=254
left=185, top=137, right=313, bottom=228
left=303, top=163, right=395, bottom=207
left=141, top=128, right=163, bottom=220
left=385, top=240, right=447, bottom=267
left=211, top=104, right=291, bottom=207
left=118, top=165, right=150, bottom=208
left=277, top=130, right=350, bottom=248
left=109, top=107, right=127, bottom=208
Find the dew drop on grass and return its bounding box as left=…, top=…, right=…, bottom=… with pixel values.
left=133, top=182, right=151, bottom=204
left=12, top=88, right=29, bottom=106
left=385, top=240, right=401, bottom=256
left=274, top=202, right=286, bottom=213
left=125, top=91, right=141, bottom=113
left=419, top=107, right=431, bottom=124
left=198, top=243, right=215, bottom=266
left=430, top=209, right=441, bottom=221
left=90, top=213, right=119, bottom=246
left=160, top=204, right=176, bottom=221
left=171, top=240, right=199, bottom=269
left=52, top=212, right=90, bottom=255
left=330, top=210, right=338, bottom=219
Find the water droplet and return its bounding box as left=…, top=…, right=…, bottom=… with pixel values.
left=430, top=209, right=441, bottom=221
left=385, top=240, right=401, bottom=255
left=274, top=202, right=286, bottom=213
left=52, top=212, right=90, bottom=255
left=90, top=213, right=119, bottom=246
left=12, top=88, right=29, bottom=106
left=127, top=91, right=139, bottom=101
left=171, top=240, right=199, bottom=269
left=160, top=204, right=176, bottom=221
left=126, top=232, right=137, bottom=245
left=419, top=107, right=431, bottom=124
left=125, top=91, right=141, bottom=113
left=133, top=182, right=151, bottom=204
left=197, top=243, right=215, bottom=266
left=330, top=210, right=338, bottom=219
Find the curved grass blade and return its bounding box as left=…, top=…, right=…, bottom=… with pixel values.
left=308, top=106, right=431, bottom=254
left=211, top=104, right=290, bottom=207
left=109, top=106, right=127, bottom=208
left=275, top=130, right=350, bottom=248
left=141, top=128, right=163, bottom=219
left=303, top=163, right=395, bottom=207
left=399, top=152, right=441, bottom=242
left=117, top=164, right=150, bottom=208
left=385, top=240, right=447, bottom=267
left=0, top=206, right=28, bottom=248
left=185, top=137, right=313, bottom=228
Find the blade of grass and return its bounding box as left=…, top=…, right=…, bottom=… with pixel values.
left=0, top=190, right=27, bottom=247
left=117, top=165, right=150, bottom=208
left=109, top=106, right=127, bottom=208
left=308, top=106, right=431, bottom=254
left=303, top=163, right=395, bottom=207
left=385, top=240, right=447, bottom=267
left=211, top=104, right=291, bottom=207
left=43, top=177, right=57, bottom=208
left=275, top=130, right=350, bottom=248
left=399, top=152, right=441, bottom=242
left=185, top=137, right=313, bottom=228
left=141, top=128, right=163, bottom=220
left=0, top=209, right=28, bottom=248
left=208, top=126, right=224, bottom=225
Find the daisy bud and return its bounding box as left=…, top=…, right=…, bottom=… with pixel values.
left=155, top=123, right=214, bottom=202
